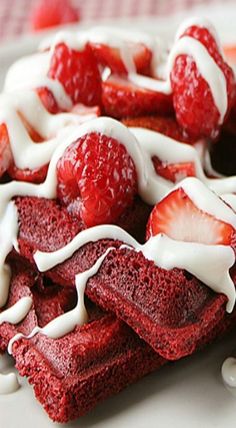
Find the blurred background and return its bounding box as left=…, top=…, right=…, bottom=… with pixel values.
left=0, top=0, right=234, bottom=42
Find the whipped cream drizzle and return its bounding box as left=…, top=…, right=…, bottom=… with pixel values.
left=0, top=18, right=235, bottom=393
left=0, top=294, right=32, bottom=395
left=0, top=118, right=235, bottom=346
left=5, top=17, right=229, bottom=125
left=0, top=90, right=98, bottom=170
left=34, top=222, right=236, bottom=313
left=8, top=225, right=236, bottom=352
left=8, top=248, right=114, bottom=353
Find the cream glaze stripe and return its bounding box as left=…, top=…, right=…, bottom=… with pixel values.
left=0, top=118, right=236, bottom=316
left=129, top=127, right=236, bottom=209
left=8, top=247, right=114, bottom=352
left=129, top=36, right=228, bottom=123
left=8, top=231, right=236, bottom=356
left=4, top=18, right=228, bottom=124
left=0, top=90, right=98, bottom=170
left=0, top=297, right=32, bottom=325
left=34, top=222, right=236, bottom=314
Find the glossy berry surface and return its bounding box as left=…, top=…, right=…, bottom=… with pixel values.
left=48, top=43, right=102, bottom=107
left=56, top=132, right=137, bottom=227
left=171, top=25, right=236, bottom=139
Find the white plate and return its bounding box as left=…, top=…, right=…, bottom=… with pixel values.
left=1, top=3, right=236, bottom=427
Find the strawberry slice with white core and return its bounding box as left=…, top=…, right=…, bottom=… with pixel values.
left=147, top=186, right=235, bottom=245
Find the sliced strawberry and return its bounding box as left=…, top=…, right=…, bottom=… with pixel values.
left=7, top=100, right=101, bottom=184
left=147, top=187, right=234, bottom=245
left=56, top=132, right=137, bottom=227
left=153, top=158, right=196, bottom=183
left=89, top=42, right=152, bottom=75
left=102, top=76, right=173, bottom=118
left=8, top=163, right=48, bottom=183
left=36, top=87, right=60, bottom=114
left=0, top=124, right=13, bottom=178
left=17, top=112, right=43, bottom=143
left=122, top=115, right=196, bottom=144
left=171, top=25, right=236, bottom=139
left=31, top=0, right=80, bottom=31
left=48, top=43, right=102, bottom=107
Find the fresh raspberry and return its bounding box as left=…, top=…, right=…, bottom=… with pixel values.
left=102, top=76, right=173, bottom=118
left=147, top=186, right=234, bottom=245
left=36, top=87, right=60, bottom=114
left=89, top=42, right=152, bottom=75
left=171, top=25, right=236, bottom=139
left=56, top=132, right=137, bottom=227
left=122, top=115, right=196, bottom=144
left=48, top=43, right=102, bottom=107
left=31, top=0, right=79, bottom=31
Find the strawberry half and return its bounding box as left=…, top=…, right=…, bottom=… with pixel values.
left=102, top=76, right=173, bottom=118
left=171, top=25, right=236, bottom=139
left=36, top=87, right=60, bottom=114
left=89, top=42, right=152, bottom=75
left=48, top=43, right=102, bottom=107
left=153, top=158, right=196, bottom=183
left=56, top=132, right=137, bottom=227
left=147, top=186, right=234, bottom=245
left=122, top=115, right=196, bottom=144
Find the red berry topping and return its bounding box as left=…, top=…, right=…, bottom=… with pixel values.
left=56, top=132, right=137, bottom=227
left=89, top=42, right=152, bottom=75
left=223, top=44, right=236, bottom=66
left=122, top=115, right=196, bottom=144
left=48, top=43, right=102, bottom=107
left=31, top=0, right=79, bottom=31
left=36, top=87, right=60, bottom=114
left=8, top=163, right=48, bottom=184
left=102, top=76, right=173, bottom=118
left=0, top=124, right=13, bottom=178
left=153, top=159, right=196, bottom=183
left=171, top=25, right=236, bottom=139
left=147, top=186, right=234, bottom=245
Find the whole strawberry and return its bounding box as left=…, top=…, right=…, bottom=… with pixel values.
left=171, top=25, right=236, bottom=139
left=56, top=132, right=137, bottom=227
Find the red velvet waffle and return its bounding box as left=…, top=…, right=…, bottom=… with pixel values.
left=14, top=195, right=236, bottom=361
left=0, top=261, right=165, bottom=422
left=1, top=17, right=236, bottom=424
